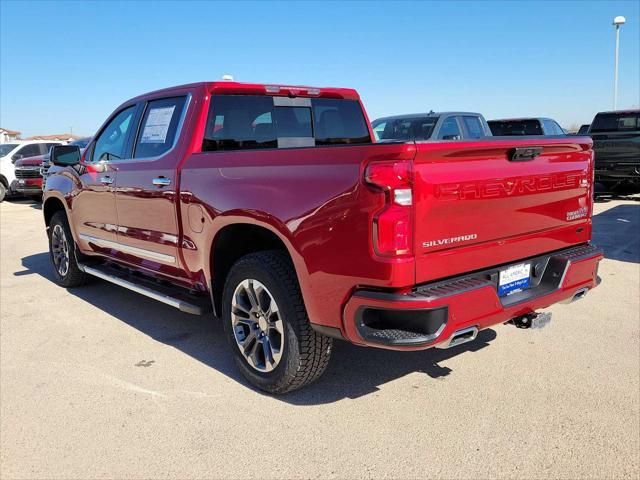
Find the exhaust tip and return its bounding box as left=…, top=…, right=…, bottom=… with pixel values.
left=437, top=326, right=478, bottom=349
left=572, top=287, right=588, bottom=302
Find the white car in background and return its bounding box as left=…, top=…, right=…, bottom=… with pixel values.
left=0, top=141, right=62, bottom=202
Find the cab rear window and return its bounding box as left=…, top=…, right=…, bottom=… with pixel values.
left=202, top=95, right=371, bottom=152
left=590, top=112, right=640, bottom=133
left=488, top=120, right=543, bottom=136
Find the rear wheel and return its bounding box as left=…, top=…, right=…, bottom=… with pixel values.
left=222, top=251, right=332, bottom=394
left=48, top=211, right=88, bottom=287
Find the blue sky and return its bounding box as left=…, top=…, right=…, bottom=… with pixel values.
left=1, top=0, right=639, bottom=137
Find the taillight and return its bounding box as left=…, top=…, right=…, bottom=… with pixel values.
left=365, top=161, right=413, bottom=257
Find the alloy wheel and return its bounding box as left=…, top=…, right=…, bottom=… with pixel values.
left=231, top=279, right=284, bottom=372
left=51, top=224, right=70, bottom=277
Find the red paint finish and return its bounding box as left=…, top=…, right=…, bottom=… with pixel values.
left=343, top=252, right=602, bottom=350
left=43, top=81, right=603, bottom=352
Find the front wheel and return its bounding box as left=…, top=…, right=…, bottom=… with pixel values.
left=0, top=182, right=6, bottom=203
left=48, top=211, right=88, bottom=287
left=222, top=251, right=332, bottom=394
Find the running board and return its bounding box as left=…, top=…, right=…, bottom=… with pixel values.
left=80, top=264, right=211, bottom=315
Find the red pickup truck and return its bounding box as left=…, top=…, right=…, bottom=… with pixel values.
left=43, top=81, right=602, bottom=393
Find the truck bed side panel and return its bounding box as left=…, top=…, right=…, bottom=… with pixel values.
left=179, top=143, right=415, bottom=328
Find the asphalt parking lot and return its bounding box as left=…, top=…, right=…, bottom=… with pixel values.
left=1, top=195, right=638, bottom=479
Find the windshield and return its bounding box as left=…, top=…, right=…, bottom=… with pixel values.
left=0, top=144, right=19, bottom=157
left=372, top=116, right=439, bottom=141
left=590, top=113, right=640, bottom=133
left=488, top=120, right=543, bottom=135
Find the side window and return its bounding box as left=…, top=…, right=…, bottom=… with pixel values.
left=439, top=117, right=461, bottom=140
left=553, top=122, right=565, bottom=135
left=462, top=116, right=484, bottom=139
left=13, top=143, right=42, bottom=160
left=92, top=106, right=136, bottom=162
left=202, top=95, right=276, bottom=151
left=542, top=119, right=555, bottom=135
left=372, top=122, right=386, bottom=141
left=134, top=96, right=186, bottom=158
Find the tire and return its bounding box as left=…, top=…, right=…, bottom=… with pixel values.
left=48, top=211, right=88, bottom=287
left=222, top=250, right=332, bottom=394
left=0, top=182, right=6, bottom=203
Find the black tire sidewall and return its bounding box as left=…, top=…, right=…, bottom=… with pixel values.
left=222, top=255, right=303, bottom=392
left=48, top=212, right=80, bottom=286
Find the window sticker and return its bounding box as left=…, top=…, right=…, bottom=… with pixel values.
left=140, top=106, right=176, bottom=143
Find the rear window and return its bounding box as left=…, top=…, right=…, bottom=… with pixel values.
left=312, top=98, right=370, bottom=145
left=488, top=120, right=543, bottom=136
left=202, top=95, right=370, bottom=152
left=590, top=112, right=640, bottom=133
left=371, top=117, right=438, bottom=141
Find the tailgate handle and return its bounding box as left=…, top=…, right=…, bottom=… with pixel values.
left=509, top=147, right=542, bottom=161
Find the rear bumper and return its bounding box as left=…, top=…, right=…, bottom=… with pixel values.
left=595, top=162, right=640, bottom=182
left=341, top=244, right=603, bottom=351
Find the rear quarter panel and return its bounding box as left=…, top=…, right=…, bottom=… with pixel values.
left=178, top=143, right=416, bottom=328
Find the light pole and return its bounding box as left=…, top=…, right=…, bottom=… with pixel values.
left=613, top=15, right=626, bottom=110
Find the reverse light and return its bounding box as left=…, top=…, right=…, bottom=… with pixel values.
left=365, top=161, right=414, bottom=257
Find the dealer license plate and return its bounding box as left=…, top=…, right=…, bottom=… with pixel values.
left=498, top=263, right=531, bottom=296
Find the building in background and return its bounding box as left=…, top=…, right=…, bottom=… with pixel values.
left=0, top=128, right=21, bottom=143
left=25, top=133, right=81, bottom=142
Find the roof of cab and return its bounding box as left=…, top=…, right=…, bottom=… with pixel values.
left=126, top=81, right=360, bottom=103
left=372, top=112, right=483, bottom=122
left=488, top=117, right=556, bottom=123
left=593, top=109, right=640, bottom=115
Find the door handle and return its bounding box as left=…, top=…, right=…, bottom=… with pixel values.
left=152, top=177, right=171, bottom=187
left=99, top=176, right=114, bottom=185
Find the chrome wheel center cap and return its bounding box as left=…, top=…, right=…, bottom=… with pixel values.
left=258, top=316, right=268, bottom=332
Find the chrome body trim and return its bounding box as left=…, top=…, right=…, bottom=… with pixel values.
left=79, top=234, right=176, bottom=263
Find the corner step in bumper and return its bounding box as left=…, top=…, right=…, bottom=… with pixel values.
left=80, top=264, right=211, bottom=315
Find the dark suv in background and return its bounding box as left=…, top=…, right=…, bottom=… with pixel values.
left=588, top=110, right=640, bottom=193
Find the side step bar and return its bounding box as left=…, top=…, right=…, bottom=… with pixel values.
left=80, top=264, right=211, bottom=315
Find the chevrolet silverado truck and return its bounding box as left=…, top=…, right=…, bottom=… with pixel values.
left=14, top=155, right=46, bottom=199
left=43, top=81, right=603, bottom=393
left=588, top=109, right=640, bottom=192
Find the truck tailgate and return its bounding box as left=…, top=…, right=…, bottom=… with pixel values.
left=413, top=137, right=594, bottom=284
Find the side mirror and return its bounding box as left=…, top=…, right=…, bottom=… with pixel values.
left=11, top=154, right=23, bottom=163
left=51, top=145, right=81, bottom=166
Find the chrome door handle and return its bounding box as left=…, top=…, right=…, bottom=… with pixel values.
left=152, top=177, right=171, bottom=187
left=99, top=176, right=114, bottom=185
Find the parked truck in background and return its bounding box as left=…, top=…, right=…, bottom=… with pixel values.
left=588, top=109, right=640, bottom=193
left=372, top=111, right=490, bottom=141
left=0, top=140, right=61, bottom=201
left=43, top=81, right=603, bottom=393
